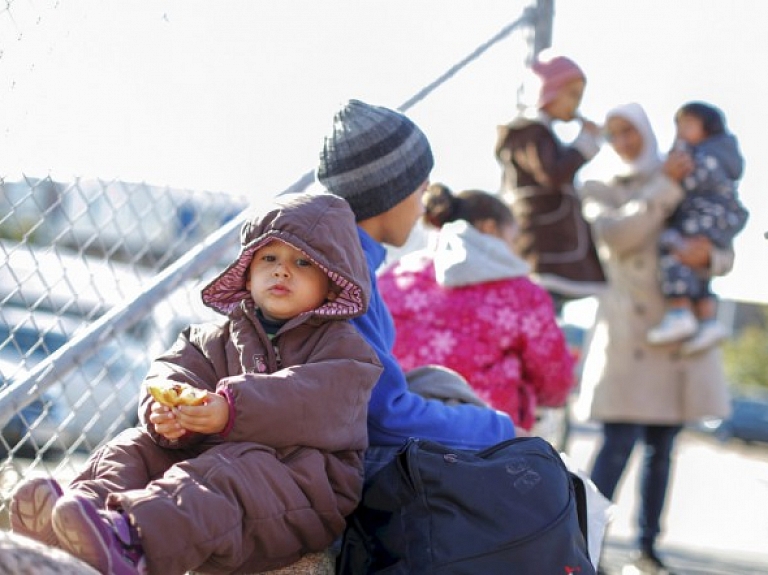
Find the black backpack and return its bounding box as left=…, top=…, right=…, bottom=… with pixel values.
left=337, top=436, right=594, bottom=575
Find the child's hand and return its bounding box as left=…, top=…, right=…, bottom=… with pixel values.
left=512, top=143, right=551, bottom=186
left=148, top=401, right=187, bottom=441
left=663, top=149, right=694, bottom=182
left=173, top=392, right=230, bottom=435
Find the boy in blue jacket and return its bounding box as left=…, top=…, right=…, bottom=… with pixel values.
left=315, top=99, right=516, bottom=478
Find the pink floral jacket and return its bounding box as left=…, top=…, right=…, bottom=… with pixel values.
left=379, top=221, right=575, bottom=429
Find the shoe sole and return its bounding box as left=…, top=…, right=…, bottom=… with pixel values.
left=647, top=325, right=697, bottom=345
left=53, top=495, right=116, bottom=574
left=10, top=477, right=63, bottom=547
left=681, top=331, right=729, bottom=356
left=681, top=340, right=721, bottom=356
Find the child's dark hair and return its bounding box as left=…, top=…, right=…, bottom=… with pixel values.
left=423, top=183, right=514, bottom=229
left=676, top=101, right=726, bottom=136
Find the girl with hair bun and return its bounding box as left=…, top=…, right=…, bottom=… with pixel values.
left=378, top=184, right=575, bottom=431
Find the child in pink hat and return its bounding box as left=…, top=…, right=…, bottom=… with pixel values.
left=495, top=52, right=605, bottom=308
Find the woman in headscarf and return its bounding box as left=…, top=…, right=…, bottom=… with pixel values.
left=575, top=103, right=732, bottom=575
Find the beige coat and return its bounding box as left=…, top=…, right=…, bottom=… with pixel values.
left=575, top=170, right=732, bottom=424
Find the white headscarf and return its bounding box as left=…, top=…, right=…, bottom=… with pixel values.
left=605, top=103, right=663, bottom=178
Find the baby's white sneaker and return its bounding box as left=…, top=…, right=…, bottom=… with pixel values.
left=681, top=320, right=730, bottom=355
left=647, top=308, right=697, bottom=345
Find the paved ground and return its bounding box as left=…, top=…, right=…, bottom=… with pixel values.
left=599, top=540, right=768, bottom=575
left=566, top=423, right=768, bottom=575
left=4, top=424, right=768, bottom=574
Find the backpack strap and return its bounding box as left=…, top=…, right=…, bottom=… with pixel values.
left=569, top=471, right=589, bottom=546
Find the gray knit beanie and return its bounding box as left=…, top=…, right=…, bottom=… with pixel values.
left=315, top=99, right=434, bottom=222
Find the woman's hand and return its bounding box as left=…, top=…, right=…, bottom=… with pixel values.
left=672, top=235, right=713, bottom=270
left=663, top=149, right=694, bottom=182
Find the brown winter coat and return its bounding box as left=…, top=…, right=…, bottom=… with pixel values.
left=495, top=116, right=605, bottom=297
left=574, top=171, right=732, bottom=424
left=69, top=193, right=383, bottom=575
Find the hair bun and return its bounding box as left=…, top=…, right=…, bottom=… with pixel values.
left=423, top=183, right=460, bottom=228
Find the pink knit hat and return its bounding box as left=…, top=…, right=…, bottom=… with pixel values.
left=531, top=54, right=585, bottom=109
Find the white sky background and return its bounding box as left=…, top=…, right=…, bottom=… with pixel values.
left=2, top=0, right=767, bottom=303
left=1, top=0, right=529, bottom=194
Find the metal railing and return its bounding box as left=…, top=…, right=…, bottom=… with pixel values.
left=0, top=0, right=540, bottom=527
left=0, top=178, right=248, bottom=525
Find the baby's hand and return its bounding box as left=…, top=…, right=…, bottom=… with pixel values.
left=174, top=392, right=230, bottom=435
left=664, top=150, right=694, bottom=182
left=148, top=401, right=186, bottom=441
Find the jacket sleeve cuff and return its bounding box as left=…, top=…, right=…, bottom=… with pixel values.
left=573, top=128, right=601, bottom=160
left=217, top=387, right=236, bottom=438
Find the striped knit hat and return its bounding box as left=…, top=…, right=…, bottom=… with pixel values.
left=315, top=99, right=434, bottom=222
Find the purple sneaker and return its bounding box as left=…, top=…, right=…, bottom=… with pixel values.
left=52, top=493, right=147, bottom=575
left=10, top=476, right=63, bottom=547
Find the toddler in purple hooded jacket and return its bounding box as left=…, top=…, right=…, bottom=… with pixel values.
left=9, top=191, right=382, bottom=575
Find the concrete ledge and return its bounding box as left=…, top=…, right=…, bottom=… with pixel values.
left=0, top=529, right=99, bottom=574
left=254, top=551, right=335, bottom=575
left=0, top=527, right=335, bottom=575
left=188, top=550, right=336, bottom=575
left=190, top=550, right=335, bottom=575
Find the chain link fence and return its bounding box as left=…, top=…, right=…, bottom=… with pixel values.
left=0, top=0, right=542, bottom=533
left=0, top=175, right=247, bottom=528
left=0, top=1, right=251, bottom=528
